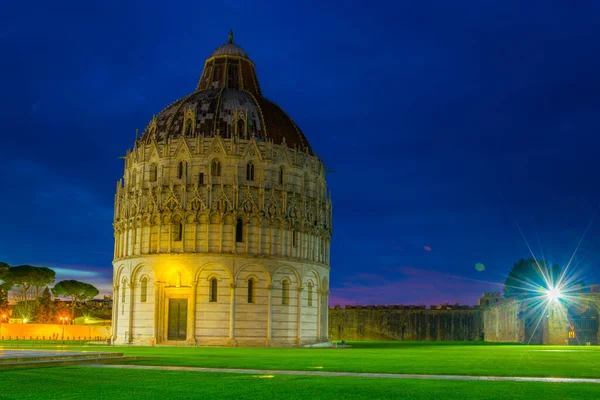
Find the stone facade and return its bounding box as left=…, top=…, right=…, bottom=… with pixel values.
left=329, top=305, right=483, bottom=341
left=112, top=33, right=332, bottom=346
left=483, top=294, right=600, bottom=345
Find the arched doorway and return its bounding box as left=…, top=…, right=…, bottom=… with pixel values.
left=568, top=305, right=598, bottom=345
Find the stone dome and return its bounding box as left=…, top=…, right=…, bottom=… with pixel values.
left=139, top=30, right=311, bottom=154
left=211, top=43, right=249, bottom=59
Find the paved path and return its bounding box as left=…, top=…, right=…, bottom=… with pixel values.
left=87, top=364, right=600, bottom=384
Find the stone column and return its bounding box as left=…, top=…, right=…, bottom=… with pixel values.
left=157, top=223, right=162, bottom=253
left=219, top=222, right=224, bottom=253
left=193, top=222, right=198, bottom=252
left=128, top=282, right=135, bottom=343
left=114, top=233, right=118, bottom=259
left=153, top=282, right=160, bottom=344
left=168, top=224, right=172, bottom=253
left=156, top=281, right=166, bottom=343
left=316, top=289, right=321, bottom=341
left=112, top=285, right=119, bottom=342
left=279, top=227, right=284, bottom=256
left=296, top=286, right=303, bottom=345
left=321, top=290, right=329, bottom=341
left=187, top=280, right=197, bottom=345
left=206, top=223, right=210, bottom=252
left=266, top=284, right=272, bottom=345
left=244, top=220, right=249, bottom=253
left=228, top=283, right=237, bottom=345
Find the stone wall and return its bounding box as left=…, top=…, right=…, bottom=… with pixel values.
left=328, top=305, right=483, bottom=341
left=0, top=323, right=110, bottom=340
left=482, top=299, right=524, bottom=343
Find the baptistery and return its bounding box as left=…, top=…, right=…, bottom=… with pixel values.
left=112, top=31, right=332, bottom=346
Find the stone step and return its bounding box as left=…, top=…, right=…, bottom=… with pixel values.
left=0, top=356, right=130, bottom=370
left=0, top=352, right=124, bottom=364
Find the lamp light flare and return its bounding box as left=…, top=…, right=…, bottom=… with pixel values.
left=546, top=287, right=562, bottom=302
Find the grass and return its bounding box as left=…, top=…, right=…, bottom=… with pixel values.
left=2, top=367, right=600, bottom=400
left=4, top=340, right=598, bottom=378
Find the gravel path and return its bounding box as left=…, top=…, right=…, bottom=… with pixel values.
left=87, top=364, right=600, bottom=384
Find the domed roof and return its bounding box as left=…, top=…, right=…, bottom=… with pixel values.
left=139, top=31, right=312, bottom=154
left=211, top=43, right=249, bottom=59
left=141, top=89, right=311, bottom=153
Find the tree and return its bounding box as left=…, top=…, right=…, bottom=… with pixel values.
left=0, top=262, right=11, bottom=307
left=52, top=280, right=99, bottom=323
left=504, top=258, right=562, bottom=298
left=4, top=265, right=38, bottom=303
left=31, top=267, right=56, bottom=298
left=34, top=287, right=56, bottom=323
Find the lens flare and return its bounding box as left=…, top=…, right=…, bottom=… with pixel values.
left=546, top=288, right=561, bottom=302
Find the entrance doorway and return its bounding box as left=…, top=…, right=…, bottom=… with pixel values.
left=568, top=306, right=598, bottom=345
left=168, top=298, right=188, bottom=340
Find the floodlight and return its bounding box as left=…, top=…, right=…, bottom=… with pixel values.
left=546, top=287, right=561, bottom=302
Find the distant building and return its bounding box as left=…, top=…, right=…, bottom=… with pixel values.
left=112, top=31, right=331, bottom=346
left=478, top=292, right=501, bottom=307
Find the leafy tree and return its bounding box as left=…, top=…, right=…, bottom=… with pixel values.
left=4, top=265, right=38, bottom=302
left=0, top=262, right=11, bottom=307
left=34, top=287, right=56, bottom=323
left=52, top=280, right=99, bottom=323
left=31, top=267, right=56, bottom=298
left=504, top=258, right=561, bottom=298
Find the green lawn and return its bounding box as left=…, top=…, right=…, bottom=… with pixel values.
left=2, top=340, right=600, bottom=378
left=1, top=367, right=599, bottom=400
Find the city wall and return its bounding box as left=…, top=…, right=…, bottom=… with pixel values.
left=482, top=299, right=524, bottom=343
left=328, top=305, right=483, bottom=341
left=0, top=323, right=110, bottom=340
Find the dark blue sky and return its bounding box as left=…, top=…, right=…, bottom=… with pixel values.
left=2, top=1, right=600, bottom=305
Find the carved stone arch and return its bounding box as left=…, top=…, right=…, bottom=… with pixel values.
left=182, top=106, right=196, bottom=136
left=304, top=269, right=320, bottom=289
left=272, top=265, right=301, bottom=288
left=206, top=273, right=224, bottom=283
left=172, top=211, right=184, bottom=223
left=234, top=263, right=271, bottom=286
left=114, top=265, right=127, bottom=286
left=162, top=213, right=172, bottom=224
left=195, top=262, right=234, bottom=283
left=185, top=212, right=196, bottom=224
left=131, top=263, right=151, bottom=282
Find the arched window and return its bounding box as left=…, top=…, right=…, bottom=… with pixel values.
left=247, top=278, right=255, bottom=303
left=184, top=119, right=193, bottom=136
left=149, top=164, right=157, bottom=182
left=282, top=279, right=290, bottom=305
left=307, top=281, right=313, bottom=307
left=210, top=278, right=218, bottom=302
left=198, top=172, right=205, bottom=186
left=211, top=160, right=221, bottom=177
left=177, top=161, right=186, bottom=179
left=140, top=277, right=148, bottom=303
left=292, top=230, right=297, bottom=248
left=246, top=162, right=255, bottom=181
left=174, top=222, right=183, bottom=241
left=237, top=118, right=245, bottom=138
left=279, top=166, right=284, bottom=185
left=131, top=169, right=137, bottom=186
left=235, top=218, right=243, bottom=243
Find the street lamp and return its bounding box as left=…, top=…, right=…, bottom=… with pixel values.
left=59, top=316, right=69, bottom=341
